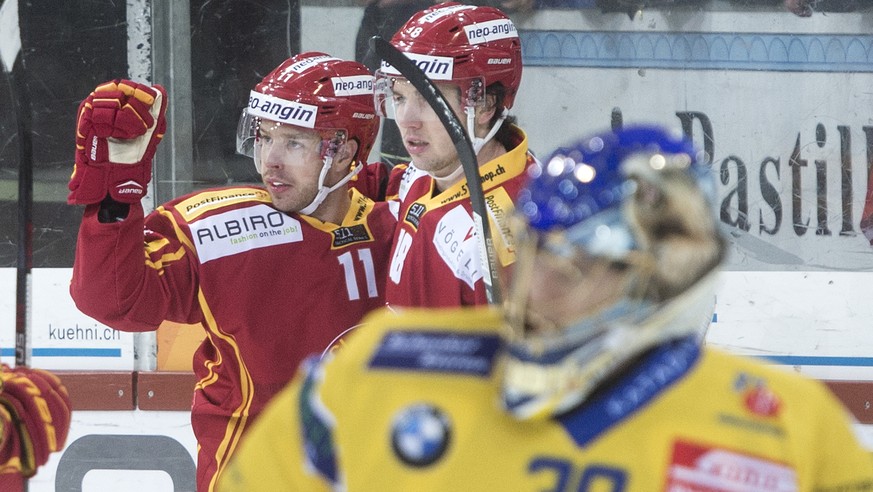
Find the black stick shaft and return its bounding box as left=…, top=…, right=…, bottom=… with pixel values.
left=9, top=53, right=33, bottom=368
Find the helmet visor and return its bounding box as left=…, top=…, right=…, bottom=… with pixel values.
left=236, top=108, right=258, bottom=158
left=237, top=108, right=348, bottom=174
left=374, top=70, right=485, bottom=121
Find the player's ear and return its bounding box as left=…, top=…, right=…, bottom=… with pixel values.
left=335, top=139, right=359, bottom=166
left=476, top=94, right=498, bottom=126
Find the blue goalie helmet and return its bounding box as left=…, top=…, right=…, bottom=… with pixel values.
left=501, top=124, right=725, bottom=420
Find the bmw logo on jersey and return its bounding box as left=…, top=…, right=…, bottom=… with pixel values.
left=391, top=403, right=451, bottom=467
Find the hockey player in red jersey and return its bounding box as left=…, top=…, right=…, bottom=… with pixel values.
left=67, top=53, right=395, bottom=492
left=377, top=2, right=538, bottom=307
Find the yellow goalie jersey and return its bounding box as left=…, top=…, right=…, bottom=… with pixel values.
left=219, top=308, right=873, bottom=492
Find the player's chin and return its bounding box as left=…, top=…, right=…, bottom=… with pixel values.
left=269, top=193, right=304, bottom=214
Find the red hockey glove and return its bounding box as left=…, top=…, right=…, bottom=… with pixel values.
left=68, top=79, right=167, bottom=205
left=0, top=365, right=72, bottom=476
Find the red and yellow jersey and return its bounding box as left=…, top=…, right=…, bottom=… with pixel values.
left=349, top=161, right=390, bottom=201
left=219, top=307, right=873, bottom=492
left=385, top=126, right=536, bottom=308
left=70, top=186, right=396, bottom=491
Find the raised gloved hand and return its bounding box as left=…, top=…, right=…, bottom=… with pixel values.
left=0, top=365, right=72, bottom=476
left=68, top=79, right=167, bottom=205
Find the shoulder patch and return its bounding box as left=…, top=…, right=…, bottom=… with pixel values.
left=332, top=224, right=372, bottom=248
left=404, top=202, right=427, bottom=230
left=369, top=330, right=501, bottom=377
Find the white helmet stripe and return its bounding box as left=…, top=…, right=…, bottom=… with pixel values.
left=247, top=90, right=318, bottom=128
left=464, top=19, right=518, bottom=45
left=279, top=54, right=339, bottom=78
left=419, top=4, right=475, bottom=23
left=379, top=53, right=454, bottom=80
left=331, top=75, right=375, bottom=97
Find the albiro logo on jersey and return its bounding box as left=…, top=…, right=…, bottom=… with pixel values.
left=380, top=53, right=454, bottom=81
left=248, top=91, right=317, bottom=128
left=332, top=75, right=374, bottom=97
left=191, top=204, right=304, bottom=263
left=464, top=19, right=517, bottom=45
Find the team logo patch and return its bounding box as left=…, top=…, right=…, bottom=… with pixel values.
left=664, top=440, right=797, bottom=491
left=391, top=403, right=451, bottom=467
left=733, top=372, right=782, bottom=418
left=743, top=386, right=782, bottom=418
left=332, top=224, right=371, bottom=247
left=404, top=202, right=426, bottom=230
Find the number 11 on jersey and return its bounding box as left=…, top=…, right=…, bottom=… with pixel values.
left=338, top=248, right=378, bottom=301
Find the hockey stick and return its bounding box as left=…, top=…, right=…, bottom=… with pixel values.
left=10, top=58, right=32, bottom=370
left=3, top=2, right=33, bottom=488
left=370, top=36, right=502, bottom=305
left=2, top=0, right=32, bottom=369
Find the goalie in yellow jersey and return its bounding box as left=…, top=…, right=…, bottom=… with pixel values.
left=219, top=125, right=873, bottom=491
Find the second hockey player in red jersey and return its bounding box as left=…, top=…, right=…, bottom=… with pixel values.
left=376, top=2, right=538, bottom=307
left=68, top=53, right=395, bottom=491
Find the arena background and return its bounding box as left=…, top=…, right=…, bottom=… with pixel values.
left=0, top=0, right=870, bottom=489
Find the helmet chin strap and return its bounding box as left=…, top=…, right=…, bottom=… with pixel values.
left=298, top=142, right=362, bottom=217
left=466, top=106, right=507, bottom=155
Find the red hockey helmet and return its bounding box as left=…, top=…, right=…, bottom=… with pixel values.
left=383, top=2, right=523, bottom=111
left=237, top=52, right=380, bottom=170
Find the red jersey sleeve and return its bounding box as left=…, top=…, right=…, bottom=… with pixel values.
left=70, top=201, right=202, bottom=331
